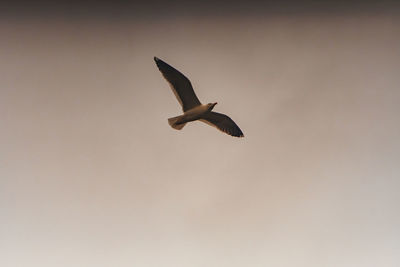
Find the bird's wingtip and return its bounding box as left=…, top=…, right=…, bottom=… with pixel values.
left=154, top=56, right=160, bottom=62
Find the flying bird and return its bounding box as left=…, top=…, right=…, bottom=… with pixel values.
left=154, top=57, right=244, bottom=137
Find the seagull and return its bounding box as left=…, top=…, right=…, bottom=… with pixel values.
left=154, top=57, right=244, bottom=137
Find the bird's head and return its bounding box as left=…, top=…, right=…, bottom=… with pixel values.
left=207, top=102, right=218, bottom=111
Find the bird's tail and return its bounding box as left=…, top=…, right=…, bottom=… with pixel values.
left=168, top=115, right=186, bottom=130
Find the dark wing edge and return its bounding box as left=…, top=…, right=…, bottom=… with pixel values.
left=200, top=112, right=244, bottom=138
left=154, top=57, right=201, bottom=111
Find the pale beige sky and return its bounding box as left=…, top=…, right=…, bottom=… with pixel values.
left=1, top=14, right=400, bottom=267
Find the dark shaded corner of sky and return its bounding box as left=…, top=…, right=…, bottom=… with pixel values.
left=0, top=0, right=399, bottom=19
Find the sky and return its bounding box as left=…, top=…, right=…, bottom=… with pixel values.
left=1, top=1, right=400, bottom=267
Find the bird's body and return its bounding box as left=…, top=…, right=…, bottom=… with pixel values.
left=178, top=104, right=215, bottom=124
left=167, top=103, right=216, bottom=129
left=154, top=57, right=244, bottom=137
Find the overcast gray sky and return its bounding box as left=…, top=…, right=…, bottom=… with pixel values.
left=1, top=2, right=400, bottom=267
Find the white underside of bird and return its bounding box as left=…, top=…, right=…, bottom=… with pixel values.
left=168, top=103, right=217, bottom=130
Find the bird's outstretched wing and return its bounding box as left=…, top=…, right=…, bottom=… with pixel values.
left=201, top=112, right=244, bottom=137
left=154, top=57, right=201, bottom=112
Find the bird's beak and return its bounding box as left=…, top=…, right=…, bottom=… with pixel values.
left=213, top=102, right=218, bottom=106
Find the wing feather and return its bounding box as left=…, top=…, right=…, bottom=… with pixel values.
left=154, top=57, right=201, bottom=111
left=200, top=112, right=244, bottom=137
